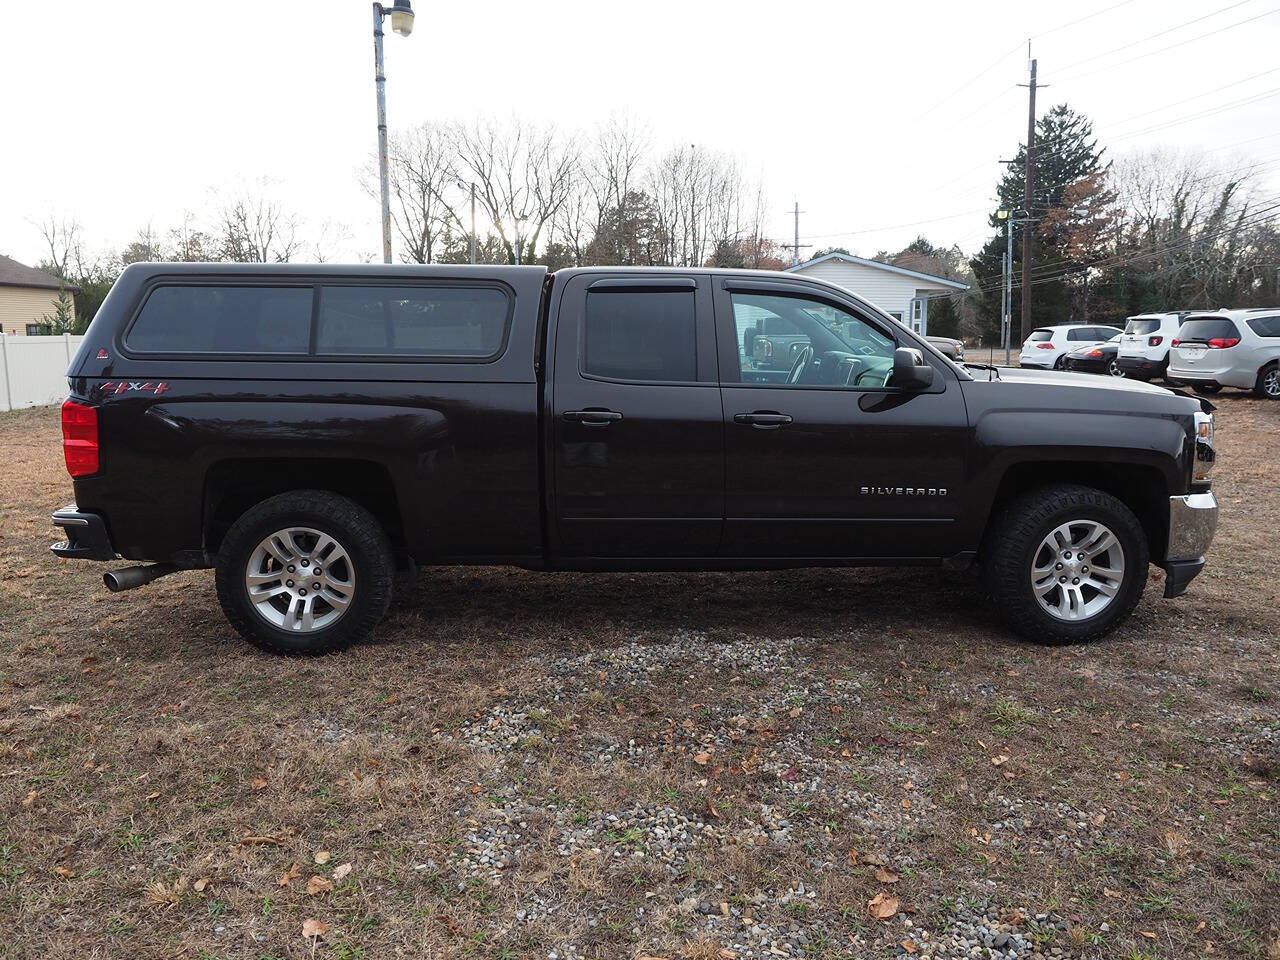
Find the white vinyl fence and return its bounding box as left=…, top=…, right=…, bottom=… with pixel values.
left=0, top=334, right=83, bottom=412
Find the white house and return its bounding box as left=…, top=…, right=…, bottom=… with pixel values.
left=786, top=252, right=968, bottom=337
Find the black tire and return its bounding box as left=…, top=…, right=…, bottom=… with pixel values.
left=215, top=491, right=393, bottom=655
left=1254, top=362, right=1280, bottom=399
left=1193, top=383, right=1222, bottom=395
left=981, top=484, right=1148, bottom=645
left=1053, top=356, right=1066, bottom=370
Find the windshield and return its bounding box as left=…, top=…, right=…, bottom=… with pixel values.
left=1125, top=318, right=1161, bottom=335
left=1028, top=330, right=1053, bottom=342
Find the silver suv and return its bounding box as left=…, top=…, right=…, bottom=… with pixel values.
left=1167, top=309, right=1280, bottom=399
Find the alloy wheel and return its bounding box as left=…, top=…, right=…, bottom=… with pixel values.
left=1030, top=519, right=1126, bottom=622
left=244, top=526, right=355, bottom=632
left=1265, top=367, right=1280, bottom=397
left=1108, top=360, right=1125, bottom=377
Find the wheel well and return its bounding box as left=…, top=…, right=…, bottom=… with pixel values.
left=986, top=462, right=1169, bottom=560
left=203, top=459, right=404, bottom=557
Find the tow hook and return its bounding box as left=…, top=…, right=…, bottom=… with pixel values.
left=103, top=563, right=180, bottom=592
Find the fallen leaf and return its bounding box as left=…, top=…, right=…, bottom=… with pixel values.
left=333, top=862, right=353, bottom=881
left=706, top=798, right=721, bottom=819
left=901, top=797, right=912, bottom=810
left=788, top=707, right=802, bottom=718
left=1195, top=921, right=1206, bottom=932
left=279, top=863, right=301, bottom=887
left=867, top=891, right=899, bottom=920
left=1164, top=831, right=1189, bottom=857
left=306, top=875, right=334, bottom=896
left=1115, top=771, right=1131, bottom=783
left=901, top=940, right=918, bottom=954
left=250, top=776, right=269, bottom=791
left=875, top=866, right=900, bottom=884
left=1140, top=931, right=1157, bottom=940
left=781, top=766, right=798, bottom=782
left=1103, top=887, right=1122, bottom=899
left=845, top=848, right=859, bottom=866
left=314, top=850, right=331, bottom=865
left=145, top=791, right=161, bottom=801
left=991, top=754, right=1010, bottom=767
left=841, top=748, right=852, bottom=758
left=1091, top=812, right=1106, bottom=827
left=54, top=866, right=74, bottom=879
left=193, top=878, right=209, bottom=892
left=22, top=791, right=37, bottom=808
left=301, top=917, right=329, bottom=939
left=693, top=752, right=712, bottom=766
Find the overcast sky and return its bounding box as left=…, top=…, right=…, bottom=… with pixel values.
left=2, top=0, right=1278, bottom=268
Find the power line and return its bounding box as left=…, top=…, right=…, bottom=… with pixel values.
left=1054, top=5, right=1280, bottom=82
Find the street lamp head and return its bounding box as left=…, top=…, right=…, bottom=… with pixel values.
left=388, top=0, right=414, bottom=36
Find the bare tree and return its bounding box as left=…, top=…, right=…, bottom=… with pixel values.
left=37, top=217, right=84, bottom=280
left=452, top=119, right=579, bottom=265
left=216, top=191, right=301, bottom=263
left=168, top=211, right=218, bottom=262
left=649, top=145, right=760, bottom=267
left=371, top=123, right=458, bottom=263
left=556, top=117, right=649, bottom=265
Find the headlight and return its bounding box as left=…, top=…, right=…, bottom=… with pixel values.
left=1193, top=411, right=1215, bottom=483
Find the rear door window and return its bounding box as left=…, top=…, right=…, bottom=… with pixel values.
left=582, top=289, right=697, bottom=382
left=126, top=285, right=313, bottom=354
left=315, top=285, right=508, bottom=358
left=1177, top=318, right=1240, bottom=343
left=1067, top=328, right=1092, bottom=341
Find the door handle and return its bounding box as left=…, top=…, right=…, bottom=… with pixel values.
left=734, top=412, right=793, bottom=429
left=562, top=409, right=624, bottom=425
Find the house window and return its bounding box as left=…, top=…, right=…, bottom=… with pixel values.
left=888, top=311, right=904, bottom=324
left=911, top=299, right=923, bottom=332
left=27, top=323, right=51, bottom=336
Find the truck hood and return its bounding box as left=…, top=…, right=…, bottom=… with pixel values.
left=996, top=365, right=1174, bottom=398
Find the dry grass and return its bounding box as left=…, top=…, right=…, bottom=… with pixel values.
left=0, top=397, right=1277, bottom=960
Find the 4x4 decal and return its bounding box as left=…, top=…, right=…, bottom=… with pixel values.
left=97, top=381, right=169, bottom=396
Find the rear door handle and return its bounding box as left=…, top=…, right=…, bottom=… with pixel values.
left=734, top=412, right=793, bottom=429
left=562, top=409, right=624, bottom=425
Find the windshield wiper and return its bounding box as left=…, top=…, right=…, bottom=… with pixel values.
left=962, top=361, right=1002, bottom=381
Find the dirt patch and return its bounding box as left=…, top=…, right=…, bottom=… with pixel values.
left=0, top=398, right=1277, bottom=959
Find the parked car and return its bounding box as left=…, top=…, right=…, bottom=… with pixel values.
left=744, top=313, right=810, bottom=376
left=52, top=263, right=1218, bottom=653
left=1166, top=309, right=1280, bottom=398
left=1020, top=324, right=1125, bottom=370
left=926, top=336, right=965, bottom=361
left=1117, top=312, right=1187, bottom=380
left=1062, top=334, right=1124, bottom=377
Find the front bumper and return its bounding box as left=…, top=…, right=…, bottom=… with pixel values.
left=1160, top=492, right=1218, bottom=597
left=50, top=505, right=116, bottom=561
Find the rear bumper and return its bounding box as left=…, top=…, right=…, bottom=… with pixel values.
left=50, top=505, right=116, bottom=561
left=1159, top=492, right=1218, bottom=597
left=1117, top=356, right=1166, bottom=376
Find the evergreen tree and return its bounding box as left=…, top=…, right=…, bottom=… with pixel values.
left=970, top=104, right=1107, bottom=341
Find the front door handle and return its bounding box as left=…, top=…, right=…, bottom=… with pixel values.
left=734, top=412, right=793, bottom=429
left=562, top=408, right=624, bottom=426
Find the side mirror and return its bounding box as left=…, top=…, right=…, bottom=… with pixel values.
left=893, top=347, right=935, bottom=390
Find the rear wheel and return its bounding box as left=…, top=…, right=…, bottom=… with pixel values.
left=1255, top=362, right=1280, bottom=399
left=1053, top=355, right=1066, bottom=370
left=215, top=491, right=393, bottom=654
left=982, top=484, right=1148, bottom=644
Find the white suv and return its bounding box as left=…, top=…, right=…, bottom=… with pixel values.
left=1167, top=309, right=1280, bottom=399
left=1116, top=312, right=1186, bottom=380
left=1020, top=324, right=1125, bottom=370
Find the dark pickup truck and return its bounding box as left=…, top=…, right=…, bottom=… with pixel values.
left=52, top=263, right=1219, bottom=654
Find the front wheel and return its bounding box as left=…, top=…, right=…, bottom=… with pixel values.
left=1107, top=359, right=1125, bottom=377
left=215, top=491, right=393, bottom=654
left=982, top=484, right=1148, bottom=644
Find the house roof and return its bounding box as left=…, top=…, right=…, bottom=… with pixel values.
left=0, top=255, right=79, bottom=292
left=786, top=251, right=969, bottom=291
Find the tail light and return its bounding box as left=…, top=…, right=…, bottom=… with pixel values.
left=1036, top=342, right=1055, bottom=349
left=761, top=340, right=773, bottom=357
left=1171, top=339, right=1181, bottom=347
left=61, top=399, right=99, bottom=477
left=1207, top=337, right=1239, bottom=349
left=1148, top=336, right=1163, bottom=346
left=1086, top=348, right=1103, bottom=358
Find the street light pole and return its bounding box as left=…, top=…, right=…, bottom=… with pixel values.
left=371, top=1, right=414, bottom=265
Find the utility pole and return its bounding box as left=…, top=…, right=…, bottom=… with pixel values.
left=469, top=183, right=477, bottom=265
left=1019, top=54, right=1038, bottom=342
left=787, top=201, right=812, bottom=266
